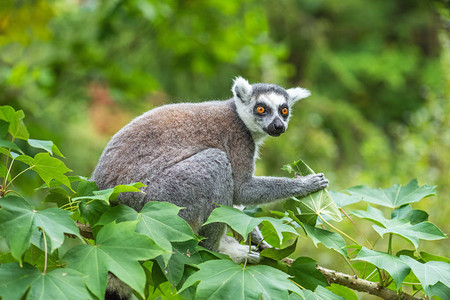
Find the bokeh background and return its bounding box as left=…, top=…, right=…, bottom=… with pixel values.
left=1, top=0, right=449, bottom=277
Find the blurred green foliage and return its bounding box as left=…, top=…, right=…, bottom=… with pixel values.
left=0, top=0, right=448, bottom=240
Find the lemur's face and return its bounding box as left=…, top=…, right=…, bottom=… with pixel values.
left=252, top=93, right=290, bottom=137
left=232, top=77, right=310, bottom=142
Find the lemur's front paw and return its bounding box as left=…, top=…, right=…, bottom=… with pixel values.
left=298, top=173, right=329, bottom=193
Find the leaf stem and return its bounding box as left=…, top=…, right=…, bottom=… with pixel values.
left=340, top=208, right=374, bottom=248
left=342, top=255, right=357, bottom=276
left=2, top=146, right=13, bottom=189
left=365, top=268, right=377, bottom=281
left=4, top=166, right=34, bottom=190
left=318, top=214, right=359, bottom=245
left=3, top=154, right=15, bottom=189
left=387, top=233, right=393, bottom=255
left=376, top=268, right=383, bottom=286
left=41, top=228, right=48, bottom=275
left=289, top=279, right=305, bottom=290
left=402, top=282, right=422, bottom=286
left=59, top=200, right=81, bottom=210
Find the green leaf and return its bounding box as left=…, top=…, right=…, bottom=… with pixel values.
left=290, top=286, right=344, bottom=300
left=0, top=196, right=81, bottom=262
left=72, top=182, right=145, bottom=203
left=391, top=205, right=428, bottom=224
left=0, top=139, right=23, bottom=154
left=203, top=205, right=261, bottom=239
left=64, top=221, right=167, bottom=299
left=0, top=262, right=39, bottom=300
left=0, top=106, right=29, bottom=140
left=352, top=205, right=446, bottom=249
left=179, top=260, right=302, bottom=300
left=352, top=205, right=389, bottom=227
left=28, top=139, right=64, bottom=157
left=302, top=223, right=348, bottom=257
left=284, top=160, right=342, bottom=225
left=36, top=175, right=86, bottom=190
left=44, top=187, right=70, bottom=207
left=79, top=200, right=110, bottom=226
left=98, top=202, right=197, bottom=264
left=156, top=240, right=212, bottom=286
left=0, top=263, right=91, bottom=300
left=373, top=220, right=446, bottom=249
left=289, top=257, right=328, bottom=290
left=355, top=247, right=410, bottom=289
left=259, top=217, right=297, bottom=247
left=420, top=252, right=450, bottom=264
left=328, top=191, right=362, bottom=208
left=326, top=284, right=358, bottom=300
left=0, top=161, right=11, bottom=181
left=76, top=178, right=99, bottom=196
left=348, top=179, right=436, bottom=209
left=32, top=207, right=82, bottom=252
left=260, top=238, right=297, bottom=260
left=311, top=286, right=344, bottom=300
left=10, top=110, right=29, bottom=140
left=400, top=255, right=450, bottom=288
left=204, top=205, right=296, bottom=248
left=0, top=119, right=9, bottom=138
left=424, top=281, right=450, bottom=300
left=16, top=153, right=72, bottom=190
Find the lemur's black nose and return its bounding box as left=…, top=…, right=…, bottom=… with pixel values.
left=274, top=122, right=284, bottom=131
left=266, top=118, right=285, bottom=136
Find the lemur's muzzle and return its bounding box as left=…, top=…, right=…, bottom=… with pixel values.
left=266, top=118, right=285, bottom=137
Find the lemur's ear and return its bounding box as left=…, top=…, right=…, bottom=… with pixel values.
left=232, top=76, right=252, bottom=103
left=286, top=87, right=311, bottom=105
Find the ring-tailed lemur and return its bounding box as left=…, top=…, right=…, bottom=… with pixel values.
left=92, top=77, right=328, bottom=299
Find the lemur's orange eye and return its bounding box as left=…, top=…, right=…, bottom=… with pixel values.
left=256, top=106, right=265, bottom=114
left=281, top=107, right=289, bottom=115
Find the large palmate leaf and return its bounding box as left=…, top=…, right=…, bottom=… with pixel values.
left=348, top=179, right=436, bottom=208
left=179, top=259, right=302, bottom=300
left=97, top=202, right=197, bottom=263
left=400, top=256, right=450, bottom=287
left=15, top=153, right=72, bottom=189
left=355, top=247, right=410, bottom=289
left=352, top=205, right=446, bottom=249
left=0, top=263, right=90, bottom=300
left=284, top=160, right=342, bottom=225
left=302, top=223, right=348, bottom=257
left=0, top=196, right=80, bottom=262
left=289, top=257, right=328, bottom=290
left=63, top=221, right=167, bottom=299
left=204, top=205, right=297, bottom=245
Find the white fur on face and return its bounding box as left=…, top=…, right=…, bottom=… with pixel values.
left=235, top=92, right=290, bottom=145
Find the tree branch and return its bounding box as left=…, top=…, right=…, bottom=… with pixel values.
left=76, top=222, right=94, bottom=239
left=74, top=223, right=425, bottom=300
left=283, top=258, right=425, bottom=300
